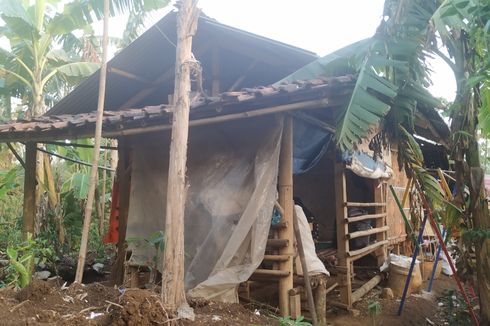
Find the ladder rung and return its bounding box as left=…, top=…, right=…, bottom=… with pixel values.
left=271, top=221, right=288, bottom=230
left=345, top=213, right=386, bottom=223
left=263, top=254, right=290, bottom=262
left=345, top=202, right=386, bottom=207
left=347, top=240, right=389, bottom=258
left=253, top=269, right=290, bottom=278
left=347, top=226, right=389, bottom=240
left=267, top=239, right=289, bottom=248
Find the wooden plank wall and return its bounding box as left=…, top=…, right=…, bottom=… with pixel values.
left=386, top=145, right=408, bottom=244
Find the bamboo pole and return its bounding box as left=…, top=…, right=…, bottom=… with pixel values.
left=277, top=116, right=294, bottom=316
left=74, top=0, right=109, bottom=284
left=161, top=0, right=199, bottom=310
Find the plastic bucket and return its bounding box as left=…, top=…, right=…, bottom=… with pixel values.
left=388, top=261, right=422, bottom=297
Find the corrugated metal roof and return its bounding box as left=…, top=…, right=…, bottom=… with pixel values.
left=46, top=11, right=317, bottom=116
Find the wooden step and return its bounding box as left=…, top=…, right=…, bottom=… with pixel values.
left=345, top=213, right=386, bottom=223
left=267, top=239, right=289, bottom=248
left=253, top=269, right=290, bottom=278
left=263, top=254, right=290, bottom=262
left=271, top=221, right=288, bottom=230
left=345, top=202, right=386, bottom=207
left=347, top=240, right=389, bottom=258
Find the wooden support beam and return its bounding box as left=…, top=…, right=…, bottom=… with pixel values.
left=22, top=142, right=37, bottom=239
left=267, top=238, right=289, bottom=249
left=334, top=162, right=352, bottom=307
left=375, top=182, right=388, bottom=265
left=289, top=291, right=301, bottom=319
left=211, top=48, right=220, bottom=96
left=345, top=213, right=386, bottom=223
left=110, top=140, right=131, bottom=285
left=351, top=275, right=382, bottom=303
left=7, top=143, right=25, bottom=169
left=277, top=115, right=294, bottom=316
left=253, top=269, right=290, bottom=277
left=346, top=226, right=389, bottom=240
left=289, top=111, right=335, bottom=133
left=263, top=254, right=290, bottom=262
left=314, top=276, right=327, bottom=326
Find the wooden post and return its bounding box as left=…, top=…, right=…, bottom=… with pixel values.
left=161, top=0, right=199, bottom=310
left=293, top=208, right=318, bottom=326
left=314, top=277, right=327, bottom=326
left=110, top=139, right=131, bottom=285
left=374, top=181, right=387, bottom=266
left=75, top=0, right=109, bottom=283
left=211, top=48, right=220, bottom=96
left=22, top=142, right=37, bottom=239
left=278, top=116, right=294, bottom=316
left=334, top=162, right=352, bottom=306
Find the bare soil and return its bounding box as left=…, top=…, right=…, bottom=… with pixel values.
left=0, top=279, right=275, bottom=325
left=0, top=275, right=464, bottom=325
left=326, top=275, right=463, bottom=326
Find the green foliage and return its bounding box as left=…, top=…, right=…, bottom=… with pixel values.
left=368, top=301, right=381, bottom=316
left=278, top=316, right=312, bottom=326
left=438, top=289, right=475, bottom=325
left=3, top=233, right=56, bottom=288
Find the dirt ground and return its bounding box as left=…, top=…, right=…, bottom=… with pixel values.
left=0, top=275, right=463, bottom=325
left=0, top=279, right=275, bottom=325
left=326, top=275, right=463, bottom=326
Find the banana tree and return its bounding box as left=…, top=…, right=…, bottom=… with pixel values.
left=431, top=0, right=490, bottom=323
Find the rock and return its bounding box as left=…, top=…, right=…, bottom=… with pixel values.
left=348, top=308, right=361, bottom=317
left=34, top=271, right=51, bottom=280
left=92, top=263, right=104, bottom=274
left=381, top=287, right=394, bottom=299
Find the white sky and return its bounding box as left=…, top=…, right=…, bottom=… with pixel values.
left=4, top=0, right=457, bottom=101
left=137, top=0, right=456, bottom=101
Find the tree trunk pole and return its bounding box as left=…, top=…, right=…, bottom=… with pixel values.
left=161, top=0, right=199, bottom=310
left=74, top=0, right=110, bottom=284
left=22, top=142, right=37, bottom=239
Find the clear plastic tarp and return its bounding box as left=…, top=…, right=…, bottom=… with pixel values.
left=126, top=116, right=283, bottom=302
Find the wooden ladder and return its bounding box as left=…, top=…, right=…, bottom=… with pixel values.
left=335, top=163, right=388, bottom=307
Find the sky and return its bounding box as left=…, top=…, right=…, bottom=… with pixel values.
left=1, top=0, right=456, bottom=101
left=118, top=0, right=457, bottom=101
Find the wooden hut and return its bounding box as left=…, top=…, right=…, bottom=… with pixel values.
left=0, top=11, right=449, bottom=322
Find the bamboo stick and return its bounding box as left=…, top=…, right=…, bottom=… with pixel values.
left=6, top=143, right=25, bottom=168
left=347, top=240, right=389, bottom=258
left=345, top=213, right=386, bottom=223
left=345, top=202, right=386, bottom=207
left=292, top=208, right=318, bottom=326
left=347, top=226, right=389, bottom=239
left=351, top=275, right=382, bottom=303
left=277, top=116, right=294, bottom=316
left=75, top=0, right=109, bottom=284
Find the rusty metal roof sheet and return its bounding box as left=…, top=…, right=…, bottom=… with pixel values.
left=0, top=76, right=356, bottom=142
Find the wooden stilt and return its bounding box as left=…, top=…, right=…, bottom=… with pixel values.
left=110, top=139, right=131, bottom=285
left=22, top=142, right=37, bottom=239
left=334, top=162, right=352, bottom=307
left=374, top=182, right=388, bottom=266
left=278, top=115, right=294, bottom=316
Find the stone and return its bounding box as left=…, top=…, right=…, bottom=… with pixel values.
left=34, top=271, right=51, bottom=280
left=381, top=287, right=395, bottom=299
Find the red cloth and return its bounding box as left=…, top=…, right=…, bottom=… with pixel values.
left=103, top=179, right=120, bottom=244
